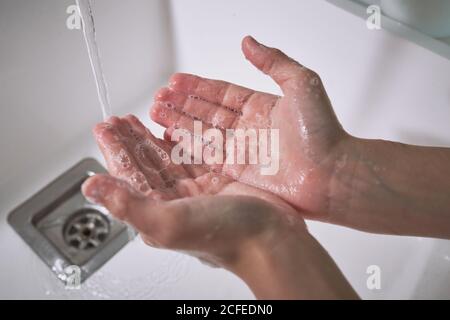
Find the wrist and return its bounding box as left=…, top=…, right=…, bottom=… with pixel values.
left=327, top=135, right=366, bottom=225
left=328, top=136, right=440, bottom=236
left=230, top=225, right=312, bottom=299
left=230, top=226, right=358, bottom=300
left=328, top=135, right=393, bottom=226
left=335, top=137, right=450, bottom=237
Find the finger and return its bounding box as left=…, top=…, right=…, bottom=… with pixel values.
left=151, top=101, right=218, bottom=141
left=122, top=115, right=189, bottom=185
left=81, top=174, right=164, bottom=230
left=164, top=123, right=226, bottom=173
left=93, top=120, right=158, bottom=193
left=121, top=115, right=225, bottom=195
left=122, top=114, right=172, bottom=167
left=168, top=73, right=280, bottom=115
left=106, top=116, right=181, bottom=192
left=154, top=87, right=239, bottom=130
left=82, top=174, right=215, bottom=249
left=103, top=116, right=167, bottom=191
left=242, top=36, right=314, bottom=95
left=151, top=102, right=232, bottom=174
left=140, top=195, right=277, bottom=251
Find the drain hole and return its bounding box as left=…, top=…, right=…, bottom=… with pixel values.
left=63, top=209, right=110, bottom=251
left=70, top=239, right=80, bottom=247
left=68, top=226, right=78, bottom=235
left=94, top=219, right=103, bottom=228
left=97, top=233, right=107, bottom=242
left=85, top=242, right=95, bottom=250
left=82, top=228, right=91, bottom=237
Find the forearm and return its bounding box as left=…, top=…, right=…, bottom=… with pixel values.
left=230, top=230, right=359, bottom=300
left=331, top=137, right=450, bottom=238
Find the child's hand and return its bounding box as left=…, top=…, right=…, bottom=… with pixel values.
left=82, top=174, right=358, bottom=300
left=82, top=114, right=306, bottom=269
left=150, top=36, right=354, bottom=221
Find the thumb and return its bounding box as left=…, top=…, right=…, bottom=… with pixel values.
left=242, top=36, right=315, bottom=95
left=81, top=174, right=213, bottom=249
left=81, top=174, right=159, bottom=230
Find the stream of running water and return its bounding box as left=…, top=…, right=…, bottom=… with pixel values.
left=76, top=0, right=112, bottom=120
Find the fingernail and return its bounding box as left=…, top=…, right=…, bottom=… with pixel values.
left=168, top=74, right=180, bottom=88
left=244, top=35, right=270, bottom=55
left=95, top=122, right=113, bottom=130
left=141, top=234, right=160, bottom=248
left=245, top=35, right=257, bottom=45
left=105, top=116, right=116, bottom=123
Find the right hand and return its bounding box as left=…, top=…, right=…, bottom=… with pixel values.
left=150, top=36, right=355, bottom=221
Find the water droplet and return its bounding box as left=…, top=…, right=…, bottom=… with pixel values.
left=310, top=77, right=320, bottom=86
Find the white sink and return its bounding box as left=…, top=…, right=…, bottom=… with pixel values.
left=1, top=0, right=449, bottom=299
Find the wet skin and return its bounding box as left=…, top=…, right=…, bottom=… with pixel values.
left=82, top=35, right=450, bottom=299
left=81, top=113, right=358, bottom=299
left=151, top=36, right=347, bottom=223
left=150, top=36, right=450, bottom=239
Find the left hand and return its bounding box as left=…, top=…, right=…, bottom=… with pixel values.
left=82, top=174, right=305, bottom=270
left=82, top=115, right=305, bottom=268
left=81, top=115, right=357, bottom=300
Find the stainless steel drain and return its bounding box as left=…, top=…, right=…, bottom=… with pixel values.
left=64, top=209, right=110, bottom=250
left=7, top=158, right=130, bottom=283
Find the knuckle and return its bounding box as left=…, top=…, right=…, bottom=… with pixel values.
left=288, top=68, right=321, bottom=88
left=259, top=48, right=282, bottom=73
left=262, top=56, right=276, bottom=74
left=306, top=69, right=320, bottom=80
left=270, top=48, right=283, bottom=57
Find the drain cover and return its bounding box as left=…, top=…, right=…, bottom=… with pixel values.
left=63, top=209, right=110, bottom=250
left=8, top=158, right=130, bottom=283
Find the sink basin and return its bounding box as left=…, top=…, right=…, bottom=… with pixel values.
left=7, top=158, right=130, bottom=284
